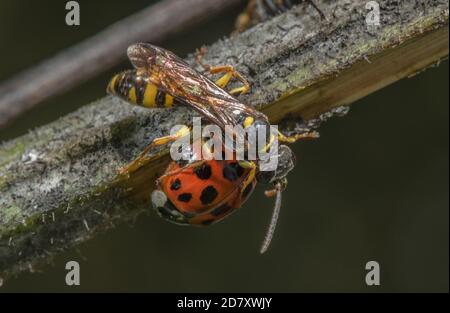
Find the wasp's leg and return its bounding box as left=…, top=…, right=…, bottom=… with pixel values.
left=238, top=160, right=256, bottom=169
left=118, top=126, right=190, bottom=176
left=210, top=65, right=251, bottom=95
left=277, top=130, right=320, bottom=143
left=196, top=48, right=251, bottom=95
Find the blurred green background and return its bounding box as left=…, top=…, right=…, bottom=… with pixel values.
left=0, top=0, right=448, bottom=292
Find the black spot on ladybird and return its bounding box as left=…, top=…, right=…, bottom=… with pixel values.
left=200, top=185, right=218, bottom=205
left=170, top=178, right=181, bottom=190
left=234, top=163, right=244, bottom=177
left=194, top=163, right=212, bottom=180
left=178, top=193, right=192, bottom=202
left=223, top=162, right=244, bottom=181
left=223, top=164, right=238, bottom=181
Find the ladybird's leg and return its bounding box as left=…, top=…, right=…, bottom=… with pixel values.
left=195, top=48, right=251, bottom=95
left=277, top=130, right=320, bottom=143
left=118, top=125, right=191, bottom=176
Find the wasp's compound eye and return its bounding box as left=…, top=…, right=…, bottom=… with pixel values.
left=273, top=145, right=296, bottom=180
left=257, top=145, right=296, bottom=184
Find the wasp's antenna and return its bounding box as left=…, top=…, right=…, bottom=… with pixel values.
left=260, top=184, right=282, bottom=254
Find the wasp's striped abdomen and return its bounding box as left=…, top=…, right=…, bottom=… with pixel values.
left=107, top=70, right=174, bottom=108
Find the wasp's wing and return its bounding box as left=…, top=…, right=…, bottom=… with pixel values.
left=127, top=43, right=264, bottom=129
left=127, top=43, right=190, bottom=70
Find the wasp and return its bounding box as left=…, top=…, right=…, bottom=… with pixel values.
left=108, top=43, right=318, bottom=252
left=235, top=0, right=325, bottom=32
left=108, top=44, right=317, bottom=172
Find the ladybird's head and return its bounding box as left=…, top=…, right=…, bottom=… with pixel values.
left=151, top=189, right=190, bottom=225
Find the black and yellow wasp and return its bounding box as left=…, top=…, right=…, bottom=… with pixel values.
left=108, top=43, right=318, bottom=176
left=108, top=44, right=261, bottom=130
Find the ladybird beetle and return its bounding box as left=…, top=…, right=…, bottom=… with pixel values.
left=151, top=137, right=297, bottom=253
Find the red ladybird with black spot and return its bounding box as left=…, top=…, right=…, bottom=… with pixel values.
left=151, top=139, right=257, bottom=226
left=151, top=138, right=297, bottom=253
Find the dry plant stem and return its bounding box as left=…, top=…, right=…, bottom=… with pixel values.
left=0, top=0, right=244, bottom=129
left=0, top=0, right=448, bottom=280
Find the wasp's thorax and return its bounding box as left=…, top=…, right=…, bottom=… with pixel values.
left=238, top=114, right=273, bottom=148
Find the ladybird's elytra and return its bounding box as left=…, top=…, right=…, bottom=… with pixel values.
left=152, top=139, right=257, bottom=226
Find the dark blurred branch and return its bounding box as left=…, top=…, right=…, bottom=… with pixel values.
left=0, top=0, right=448, bottom=281
left=0, top=0, right=243, bottom=129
